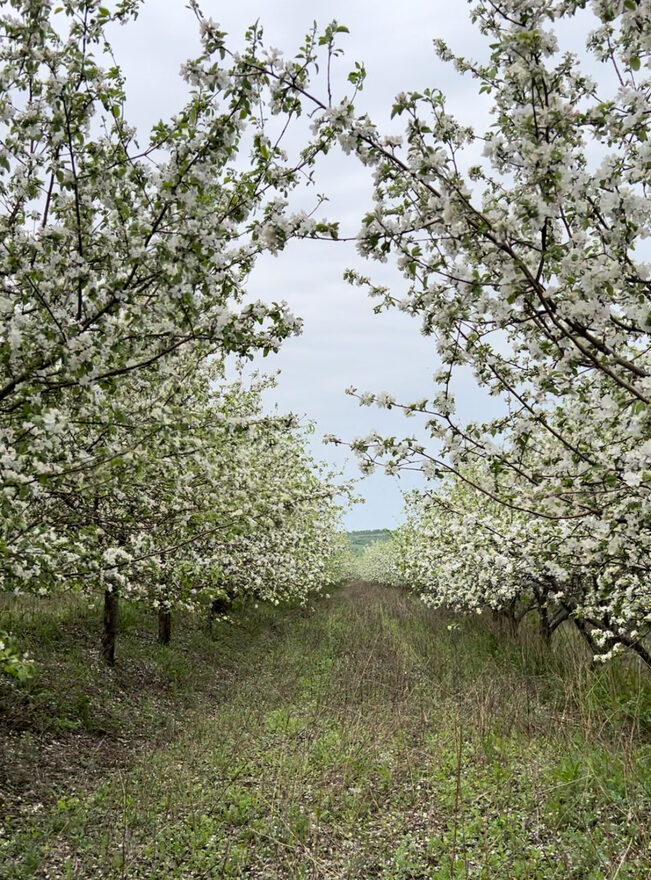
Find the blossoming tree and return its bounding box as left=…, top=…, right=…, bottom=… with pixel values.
left=323, top=0, right=650, bottom=663
left=0, top=0, right=351, bottom=665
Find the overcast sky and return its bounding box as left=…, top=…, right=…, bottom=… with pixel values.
left=110, top=1, right=502, bottom=530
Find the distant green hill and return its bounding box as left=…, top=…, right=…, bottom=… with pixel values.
left=347, top=529, right=391, bottom=553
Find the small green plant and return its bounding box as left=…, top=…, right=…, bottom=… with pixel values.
left=0, top=630, right=35, bottom=682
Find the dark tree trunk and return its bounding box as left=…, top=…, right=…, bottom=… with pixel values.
left=539, top=605, right=552, bottom=647
left=498, top=607, right=518, bottom=638
left=209, top=596, right=230, bottom=630
left=102, top=588, right=119, bottom=666
left=211, top=596, right=229, bottom=616
left=622, top=637, right=651, bottom=669
left=549, top=607, right=570, bottom=638
left=492, top=606, right=518, bottom=637
left=158, top=609, right=171, bottom=645
left=572, top=615, right=598, bottom=656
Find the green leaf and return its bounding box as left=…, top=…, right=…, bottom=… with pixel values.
left=630, top=56, right=641, bottom=71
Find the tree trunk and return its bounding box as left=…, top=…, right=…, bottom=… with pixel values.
left=158, top=609, right=171, bottom=645
left=208, top=596, right=230, bottom=631
left=538, top=605, right=552, bottom=647
left=549, top=607, right=570, bottom=638
left=621, top=637, right=651, bottom=669
left=498, top=607, right=518, bottom=638
left=102, top=588, right=119, bottom=666
left=211, top=597, right=229, bottom=616
left=572, top=615, right=598, bottom=657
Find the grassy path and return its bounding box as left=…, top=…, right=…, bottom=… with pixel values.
left=1, top=583, right=649, bottom=878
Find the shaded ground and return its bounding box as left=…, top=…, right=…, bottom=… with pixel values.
left=1, top=583, right=649, bottom=878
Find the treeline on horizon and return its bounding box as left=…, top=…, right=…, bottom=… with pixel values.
left=346, top=530, right=392, bottom=553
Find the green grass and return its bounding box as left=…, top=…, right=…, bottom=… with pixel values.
left=346, top=529, right=392, bottom=552
left=1, top=584, right=649, bottom=878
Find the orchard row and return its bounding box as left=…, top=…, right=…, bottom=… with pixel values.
left=0, top=0, right=351, bottom=671
left=335, top=0, right=650, bottom=667
left=1, top=0, right=649, bottom=671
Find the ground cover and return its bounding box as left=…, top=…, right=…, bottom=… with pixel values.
left=1, top=583, right=649, bottom=879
